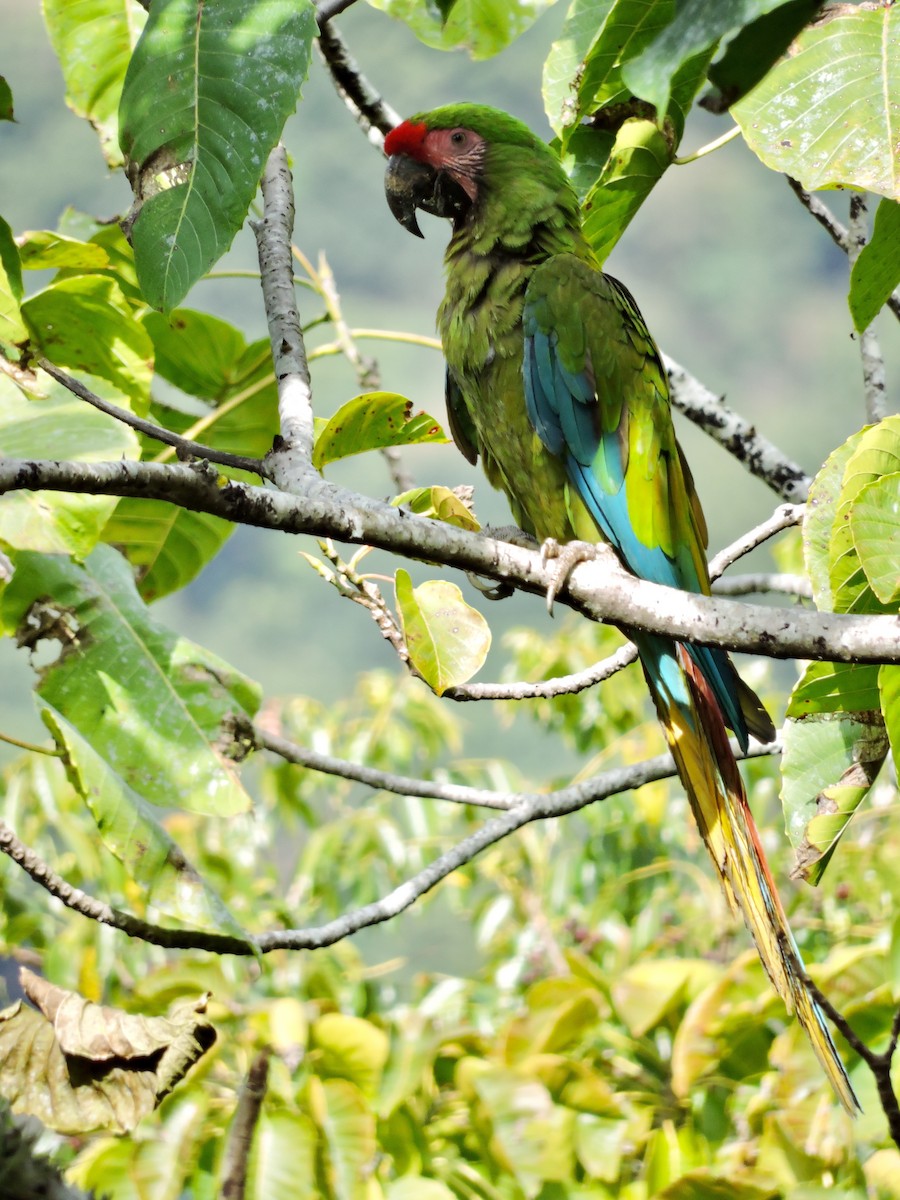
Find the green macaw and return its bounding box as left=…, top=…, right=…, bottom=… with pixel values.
left=383, top=103, right=857, bottom=1112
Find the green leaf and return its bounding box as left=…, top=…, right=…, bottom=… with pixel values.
left=368, top=0, right=555, bottom=60
left=733, top=4, right=900, bottom=200
left=392, top=485, right=480, bottom=531
left=119, top=0, right=316, bottom=312
left=22, top=275, right=154, bottom=413
left=879, top=664, right=900, bottom=785
left=311, top=1013, right=389, bottom=1101
left=850, top=199, right=900, bottom=332
left=705, top=1, right=825, bottom=109
left=0, top=373, right=140, bottom=558
left=17, top=229, right=110, bottom=270
left=313, top=393, right=447, bottom=470
left=395, top=569, right=491, bottom=696
left=581, top=117, right=673, bottom=264
left=386, top=1180, right=456, bottom=1200
left=102, top=498, right=234, bottom=602
left=312, top=1077, right=376, bottom=1200
left=0, top=215, right=26, bottom=345
left=849, top=471, right=900, bottom=604
left=41, top=0, right=147, bottom=167
left=786, top=660, right=882, bottom=718
left=0, top=76, right=13, bottom=122
left=802, top=428, right=866, bottom=611
left=612, top=959, right=718, bottom=1037
left=780, top=709, right=888, bottom=884
left=829, top=417, right=900, bottom=614
left=543, top=0, right=654, bottom=137
left=245, top=1109, right=319, bottom=1200
left=622, top=0, right=798, bottom=117
left=43, top=705, right=247, bottom=936
left=0, top=546, right=259, bottom=816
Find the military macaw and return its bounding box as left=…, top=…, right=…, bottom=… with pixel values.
left=383, top=103, right=857, bottom=1111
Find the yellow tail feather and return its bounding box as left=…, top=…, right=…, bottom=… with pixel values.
left=651, top=646, right=859, bottom=1114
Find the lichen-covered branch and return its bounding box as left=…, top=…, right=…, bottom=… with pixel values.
left=1, top=456, right=898, bottom=664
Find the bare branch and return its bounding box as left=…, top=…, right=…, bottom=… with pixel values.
left=256, top=740, right=781, bottom=952
left=220, top=1050, right=271, bottom=1200
left=315, top=20, right=399, bottom=145
left=258, top=726, right=518, bottom=809
left=0, top=741, right=779, bottom=957
left=252, top=146, right=317, bottom=489
left=848, top=194, right=889, bottom=423
left=316, top=0, right=360, bottom=24
left=38, top=360, right=268, bottom=478
left=446, top=642, right=639, bottom=702
left=3, top=456, right=900, bottom=664
left=664, top=356, right=811, bottom=503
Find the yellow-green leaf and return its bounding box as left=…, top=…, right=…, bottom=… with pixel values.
left=395, top=569, right=491, bottom=695
left=313, top=393, right=447, bottom=469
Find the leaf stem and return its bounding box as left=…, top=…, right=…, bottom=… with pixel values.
left=674, top=125, right=741, bottom=165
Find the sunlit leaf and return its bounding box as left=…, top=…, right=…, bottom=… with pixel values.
left=781, top=709, right=888, bottom=883
left=392, top=485, right=480, bottom=531
left=879, top=664, right=900, bottom=787
left=0, top=967, right=214, bottom=1134
left=386, top=1179, right=456, bottom=1200
left=313, top=393, right=447, bottom=470
left=22, top=275, right=154, bottom=413
left=395, top=569, right=491, bottom=695
left=0, top=373, right=139, bottom=558
left=0, top=546, right=259, bottom=816
left=848, top=471, right=900, bottom=604
left=733, top=4, right=900, bottom=199
left=368, top=0, right=555, bottom=60
left=102, top=498, right=234, bottom=602
left=41, top=0, right=147, bottom=167
left=312, top=1076, right=377, bottom=1200
left=245, top=1109, right=319, bottom=1200
left=612, top=958, right=718, bottom=1037
left=802, top=428, right=865, bottom=611
left=43, top=704, right=248, bottom=937
left=16, top=230, right=110, bottom=270
left=120, top=0, right=316, bottom=311
left=0, top=215, right=25, bottom=344
left=312, top=1013, right=389, bottom=1101
left=786, top=660, right=882, bottom=718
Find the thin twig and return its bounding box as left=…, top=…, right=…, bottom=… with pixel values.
left=708, top=503, right=803, bottom=579
left=0, top=729, right=63, bottom=757
left=664, top=356, right=811, bottom=503
left=804, top=975, right=900, bottom=1150
left=848, top=194, right=889, bottom=423
left=37, top=360, right=269, bottom=478
left=220, top=1049, right=272, bottom=1200
left=316, top=20, right=399, bottom=145
left=0, top=744, right=780, bottom=956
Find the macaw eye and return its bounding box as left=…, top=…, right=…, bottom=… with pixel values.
left=450, top=130, right=466, bottom=145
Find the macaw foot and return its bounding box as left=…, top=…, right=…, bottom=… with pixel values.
left=466, top=526, right=540, bottom=600
left=541, top=538, right=601, bottom=615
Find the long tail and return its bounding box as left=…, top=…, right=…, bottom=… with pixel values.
left=637, top=634, right=859, bottom=1114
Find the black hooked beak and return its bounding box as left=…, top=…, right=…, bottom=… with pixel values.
left=385, top=154, right=471, bottom=238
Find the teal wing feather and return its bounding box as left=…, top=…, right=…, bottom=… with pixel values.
left=522, top=253, right=759, bottom=748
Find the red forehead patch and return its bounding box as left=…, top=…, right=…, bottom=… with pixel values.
left=384, top=120, right=428, bottom=159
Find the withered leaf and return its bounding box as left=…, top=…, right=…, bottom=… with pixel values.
left=0, top=969, right=216, bottom=1134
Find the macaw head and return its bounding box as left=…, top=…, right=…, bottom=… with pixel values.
left=383, top=104, right=553, bottom=237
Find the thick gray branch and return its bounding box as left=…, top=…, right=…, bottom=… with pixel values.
left=1, top=457, right=897, bottom=664
left=848, top=194, right=889, bottom=423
